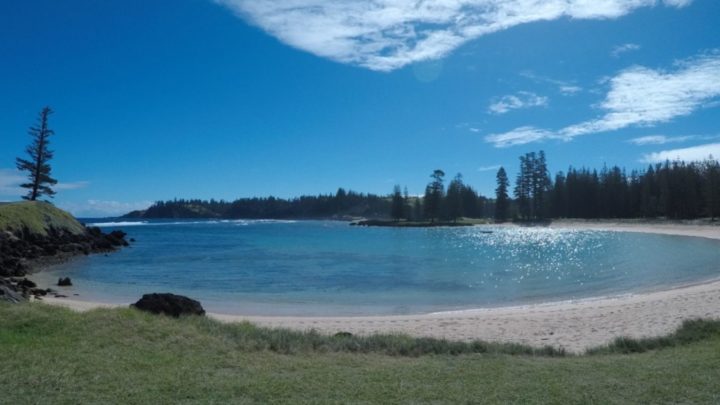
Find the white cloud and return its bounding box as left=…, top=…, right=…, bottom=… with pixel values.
left=485, top=126, right=561, bottom=148
left=216, top=0, right=691, bottom=71
left=628, top=135, right=693, bottom=145
left=611, top=43, right=641, bottom=57
left=559, top=85, right=583, bottom=95
left=0, top=168, right=89, bottom=197
left=486, top=51, right=720, bottom=147
left=54, top=181, right=91, bottom=191
left=488, top=92, right=548, bottom=115
left=520, top=71, right=582, bottom=96
left=477, top=165, right=502, bottom=172
left=640, top=143, right=720, bottom=163
left=58, top=200, right=153, bottom=218
left=0, top=169, right=26, bottom=197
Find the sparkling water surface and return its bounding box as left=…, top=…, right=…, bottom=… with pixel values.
left=34, top=220, right=720, bottom=316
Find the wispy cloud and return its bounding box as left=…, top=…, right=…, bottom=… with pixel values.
left=628, top=135, right=693, bottom=145
left=488, top=92, right=548, bottom=115
left=485, top=126, right=558, bottom=148
left=477, top=165, right=502, bottom=172
left=640, top=143, right=720, bottom=163
left=456, top=122, right=483, bottom=133
left=520, top=71, right=582, bottom=96
left=611, top=43, right=641, bottom=57
left=55, top=181, right=91, bottom=191
left=486, top=51, right=720, bottom=147
left=216, top=0, right=691, bottom=71
left=0, top=168, right=90, bottom=197
left=58, top=200, right=153, bottom=218
left=0, top=169, right=25, bottom=197
left=559, top=85, right=583, bottom=95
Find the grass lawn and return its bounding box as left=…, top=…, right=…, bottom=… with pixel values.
left=1, top=303, right=719, bottom=404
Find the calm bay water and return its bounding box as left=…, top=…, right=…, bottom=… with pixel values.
left=35, top=220, right=720, bottom=315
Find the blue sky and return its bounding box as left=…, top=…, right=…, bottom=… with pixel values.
left=1, top=0, right=719, bottom=216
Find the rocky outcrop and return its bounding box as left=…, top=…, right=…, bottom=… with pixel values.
left=57, top=277, right=72, bottom=286
left=0, top=202, right=131, bottom=303
left=0, top=226, right=129, bottom=278
left=0, top=277, right=49, bottom=303
left=131, top=293, right=206, bottom=317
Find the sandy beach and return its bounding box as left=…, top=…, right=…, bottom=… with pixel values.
left=39, top=221, right=720, bottom=354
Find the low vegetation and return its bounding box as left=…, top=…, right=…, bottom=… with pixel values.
left=2, top=303, right=720, bottom=403
left=0, top=201, right=86, bottom=236
left=587, top=318, right=720, bottom=355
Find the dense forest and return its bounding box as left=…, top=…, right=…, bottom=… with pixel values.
left=124, top=189, right=390, bottom=219
left=506, top=152, right=720, bottom=221
left=125, top=151, right=720, bottom=222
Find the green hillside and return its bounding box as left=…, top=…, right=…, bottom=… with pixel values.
left=0, top=201, right=86, bottom=236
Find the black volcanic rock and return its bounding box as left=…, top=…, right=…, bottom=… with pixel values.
left=57, top=277, right=72, bottom=286
left=0, top=285, right=25, bottom=303
left=131, top=293, right=206, bottom=317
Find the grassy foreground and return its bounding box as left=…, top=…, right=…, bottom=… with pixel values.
left=2, top=304, right=720, bottom=404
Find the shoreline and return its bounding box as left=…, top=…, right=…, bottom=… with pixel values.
left=36, top=221, right=720, bottom=353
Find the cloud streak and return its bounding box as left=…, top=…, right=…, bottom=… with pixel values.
left=641, top=143, right=720, bottom=163
left=0, top=168, right=89, bottom=197
left=216, top=0, right=691, bottom=71
left=477, top=165, right=502, bottom=172
left=611, top=43, right=641, bottom=57
left=488, top=92, right=548, bottom=115
left=486, top=51, right=720, bottom=147
left=58, top=200, right=153, bottom=218
left=628, top=135, right=693, bottom=145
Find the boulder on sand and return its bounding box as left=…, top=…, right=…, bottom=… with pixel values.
left=57, top=277, right=72, bottom=286
left=131, top=293, right=205, bottom=317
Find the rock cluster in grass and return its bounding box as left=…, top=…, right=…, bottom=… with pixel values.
left=0, top=227, right=129, bottom=278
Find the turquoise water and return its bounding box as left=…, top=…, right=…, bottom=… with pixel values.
left=36, top=220, right=720, bottom=315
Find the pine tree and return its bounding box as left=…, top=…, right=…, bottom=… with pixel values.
left=390, top=185, right=404, bottom=221
left=705, top=159, right=720, bottom=220
left=445, top=173, right=464, bottom=222
left=423, top=170, right=445, bottom=222
left=495, top=167, right=510, bottom=222
left=16, top=107, right=57, bottom=201
left=403, top=187, right=412, bottom=220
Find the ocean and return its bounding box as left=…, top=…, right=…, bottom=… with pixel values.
left=32, top=219, right=720, bottom=316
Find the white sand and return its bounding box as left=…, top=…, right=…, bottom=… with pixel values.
left=39, top=222, right=720, bottom=353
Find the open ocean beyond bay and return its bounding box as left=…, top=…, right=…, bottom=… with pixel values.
left=34, top=220, right=720, bottom=316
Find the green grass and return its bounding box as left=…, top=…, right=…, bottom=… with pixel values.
left=587, top=318, right=720, bottom=355
left=0, top=201, right=86, bottom=235
left=2, top=303, right=720, bottom=404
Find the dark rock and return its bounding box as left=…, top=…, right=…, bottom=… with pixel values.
left=18, top=278, right=37, bottom=289
left=0, top=285, right=26, bottom=303
left=57, top=277, right=73, bottom=286
left=334, top=331, right=353, bottom=338
left=0, top=221, right=130, bottom=276
left=31, top=288, right=47, bottom=296
left=131, top=293, right=205, bottom=317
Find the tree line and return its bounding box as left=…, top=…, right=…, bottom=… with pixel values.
left=390, top=170, right=486, bottom=222
left=493, top=151, right=720, bottom=222
left=125, top=189, right=391, bottom=219
left=131, top=151, right=719, bottom=222
left=11, top=107, right=718, bottom=223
